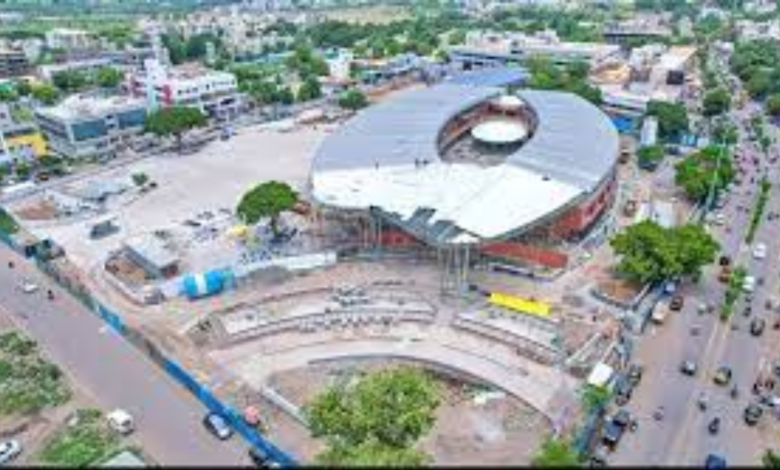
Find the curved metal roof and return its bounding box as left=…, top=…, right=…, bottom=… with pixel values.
left=310, top=83, right=619, bottom=244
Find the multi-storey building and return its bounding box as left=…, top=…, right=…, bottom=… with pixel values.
left=35, top=95, right=149, bottom=160
left=130, top=59, right=242, bottom=121
left=0, top=47, right=31, bottom=79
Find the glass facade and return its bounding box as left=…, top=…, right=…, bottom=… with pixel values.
left=72, top=119, right=107, bottom=142
left=117, top=109, right=147, bottom=129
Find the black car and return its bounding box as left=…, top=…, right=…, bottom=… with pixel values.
left=203, top=413, right=233, bottom=440
left=750, top=318, right=766, bottom=337
left=249, top=448, right=281, bottom=468
left=744, top=403, right=763, bottom=426
left=602, top=419, right=625, bottom=448
left=613, top=378, right=634, bottom=406
left=680, top=360, right=698, bottom=376
left=612, top=409, right=632, bottom=429
left=626, top=364, right=644, bottom=386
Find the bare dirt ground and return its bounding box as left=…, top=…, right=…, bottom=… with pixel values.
left=262, top=359, right=549, bottom=466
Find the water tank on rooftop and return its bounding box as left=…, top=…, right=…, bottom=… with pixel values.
left=181, top=269, right=234, bottom=300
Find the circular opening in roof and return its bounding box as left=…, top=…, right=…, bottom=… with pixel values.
left=471, top=120, right=528, bottom=146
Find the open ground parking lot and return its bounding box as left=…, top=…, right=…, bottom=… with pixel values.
left=6, top=125, right=326, bottom=275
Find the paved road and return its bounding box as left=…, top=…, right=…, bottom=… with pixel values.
left=0, top=245, right=250, bottom=466
left=612, top=52, right=780, bottom=466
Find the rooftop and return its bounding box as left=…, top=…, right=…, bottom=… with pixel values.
left=311, top=84, right=619, bottom=244
left=37, top=94, right=147, bottom=122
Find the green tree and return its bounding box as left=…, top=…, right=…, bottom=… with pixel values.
left=447, top=29, right=467, bottom=45
left=531, top=437, right=580, bottom=468
left=96, top=67, right=123, bottom=88
left=580, top=384, right=610, bottom=412
left=316, top=440, right=429, bottom=467
left=305, top=366, right=440, bottom=466
left=144, top=106, right=206, bottom=151
left=702, top=88, right=731, bottom=117
left=296, top=76, right=322, bottom=102
left=0, top=87, right=18, bottom=102
left=674, top=146, right=734, bottom=202
left=647, top=101, right=689, bottom=141
left=31, top=84, right=59, bottom=105
left=14, top=80, right=32, bottom=97
left=763, top=450, right=780, bottom=468
left=131, top=172, right=149, bottom=187
left=338, top=89, right=368, bottom=110
left=611, top=221, right=720, bottom=285
left=637, top=145, right=664, bottom=171
left=236, top=181, right=298, bottom=234
left=52, top=70, right=89, bottom=92
left=766, top=94, right=780, bottom=118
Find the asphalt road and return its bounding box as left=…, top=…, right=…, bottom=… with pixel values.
left=0, top=244, right=250, bottom=466
left=612, top=77, right=780, bottom=466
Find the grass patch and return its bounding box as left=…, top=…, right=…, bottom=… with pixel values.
left=0, top=208, right=19, bottom=235
left=746, top=179, right=772, bottom=244
left=39, top=408, right=122, bottom=467
left=0, top=331, right=71, bottom=415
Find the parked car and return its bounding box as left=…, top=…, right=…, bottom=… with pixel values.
left=714, top=367, right=733, bottom=386
left=626, top=364, right=644, bottom=386
left=670, top=295, right=685, bottom=311
left=680, top=360, right=698, bottom=376
left=203, top=412, right=233, bottom=440
left=744, top=403, right=763, bottom=426
left=743, top=276, right=757, bottom=294
left=601, top=419, right=625, bottom=448
left=106, top=409, right=135, bottom=435
left=248, top=448, right=281, bottom=468
left=705, top=453, right=727, bottom=469
left=613, top=377, right=634, bottom=406
left=750, top=318, right=766, bottom=337
left=0, top=440, right=22, bottom=465
left=753, top=243, right=768, bottom=260
left=719, top=255, right=731, bottom=267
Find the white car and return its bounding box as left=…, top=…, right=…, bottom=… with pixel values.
left=18, top=280, right=38, bottom=294
left=753, top=243, right=768, bottom=260
left=743, top=276, right=757, bottom=294
left=106, top=409, right=135, bottom=435
left=0, top=440, right=22, bottom=465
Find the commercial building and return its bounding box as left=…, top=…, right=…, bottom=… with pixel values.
left=310, top=79, right=619, bottom=286
left=449, top=30, right=621, bottom=70
left=40, top=58, right=114, bottom=81
left=0, top=47, right=31, bottom=79
left=130, top=59, right=243, bottom=121
left=35, top=94, right=149, bottom=160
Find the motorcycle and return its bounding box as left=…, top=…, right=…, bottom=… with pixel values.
left=731, top=386, right=739, bottom=399
left=698, top=394, right=708, bottom=411
left=47, top=290, right=54, bottom=301
left=708, top=417, right=721, bottom=435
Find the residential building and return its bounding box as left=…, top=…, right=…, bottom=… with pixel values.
left=40, top=58, right=114, bottom=81
left=0, top=104, right=47, bottom=165
left=45, top=28, right=95, bottom=51
left=35, top=94, right=149, bottom=160
left=0, top=47, right=31, bottom=79
left=131, top=59, right=242, bottom=120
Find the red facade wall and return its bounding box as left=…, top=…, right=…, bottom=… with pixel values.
left=480, top=242, right=569, bottom=269
left=550, top=175, right=617, bottom=238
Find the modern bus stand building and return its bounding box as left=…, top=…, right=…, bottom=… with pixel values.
left=308, top=81, right=620, bottom=293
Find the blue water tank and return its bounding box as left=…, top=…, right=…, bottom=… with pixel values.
left=181, top=269, right=233, bottom=300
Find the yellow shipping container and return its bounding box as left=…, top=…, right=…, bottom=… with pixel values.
left=488, top=292, right=551, bottom=318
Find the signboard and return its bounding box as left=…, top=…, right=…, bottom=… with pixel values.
left=488, top=292, right=551, bottom=318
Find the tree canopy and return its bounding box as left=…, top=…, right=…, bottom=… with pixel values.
left=305, top=366, right=440, bottom=467
left=526, top=56, right=601, bottom=104
left=531, top=437, right=580, bottom=468
left=766, top=94, right=780, bottom=118
left=236, top=181, right=298, bottom=233
left=674, top=146, right=734, bottom=202
left=763, top=450, right=780, bottom=468
left=646, top=101, right=689, bottom=141
left=338, top=89, right=369, bottom=111
left=96, top=67, right=123, bottom=88
left=637, top=145, right=664, bottom=171
left=144, top=106, right=206, bottom=150
left=296, top=76, right=322, bottom=103
left=702, top=88, right=731, bottom=117
left=611, top=221, right=720, bottom=285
